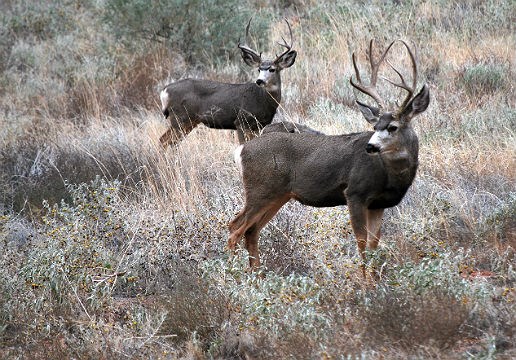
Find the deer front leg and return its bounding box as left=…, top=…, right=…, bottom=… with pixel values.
left=366, top=208, right=385, bottom=280
left=236, top=126, right=258, bottom=144
left=347, top=201, right=369, bottom=277
left=366, top=208, right=384, bottom=250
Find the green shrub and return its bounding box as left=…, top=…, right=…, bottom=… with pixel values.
left=2, top=2, right=77, bottom=40
left=359, top=252, right=491, bottom=349
left=158, top=264, right=229, bottom=348
left=20, top=178, right=128, bottom=311
left=461, top=62, right=509, bottom=97
left=484, top=192, right=516, bottom=248
left=361, top=286, right=472, bottom=349
left=102, top=0, right=271, bottom=66
left=202, top=256, right=330, bottom=337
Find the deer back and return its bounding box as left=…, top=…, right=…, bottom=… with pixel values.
left=161, top=79, right=280, bottom=130
left=238, top=121, right=420, bottom=209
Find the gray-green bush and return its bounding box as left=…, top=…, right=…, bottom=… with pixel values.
left=103, top=0, right=272, bottom=66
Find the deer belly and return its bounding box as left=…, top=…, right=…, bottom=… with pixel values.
left=201, top=115, right=237, bottom=129
left=197, top=106, right=237, bottom=129
left=203, top=121, right=237, bottom=130
left=294, top=190, right=347, bottom=208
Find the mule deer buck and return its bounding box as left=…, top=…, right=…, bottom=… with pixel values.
left=159, top=19, right=297, bottom=148
left=228, top=39, right=430, bottom=275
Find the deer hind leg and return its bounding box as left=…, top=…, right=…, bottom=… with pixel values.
left=228, top=196, right=289, bottom=270
left=160, top=116, right=199, bottom=148
left=243, top=198, right=289, bottom=269
left=228, top=206, right=267, bottom=265
left=228, top=208, right=248, bottom=252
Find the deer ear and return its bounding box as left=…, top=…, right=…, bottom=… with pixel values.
left=400, top=84, right=430, bottom=121
left=356, top=100, right=380, bottom=125
left=240, top=50, right=261, bottom=67
left=276, top=50, right=297, bottom=69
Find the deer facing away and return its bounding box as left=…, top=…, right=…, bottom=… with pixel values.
left=159, top=19, right=297, bottom=147
left=228, top=39, right=430, bottom=274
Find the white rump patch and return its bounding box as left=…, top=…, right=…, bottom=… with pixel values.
left=160, top=89, right=170, bottom=112
left=234, top=145, right=244, bottom=173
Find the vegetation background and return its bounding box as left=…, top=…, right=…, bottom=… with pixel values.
left=0, top=0, right=514, bottom=358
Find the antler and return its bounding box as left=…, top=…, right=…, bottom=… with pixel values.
left=350, top=39, right=395, bottom=110
left=274, top=18, right=294, bottom=62
left=238, top=18, right=261, bottom=60
left=381, top=40, right=418, bottom=115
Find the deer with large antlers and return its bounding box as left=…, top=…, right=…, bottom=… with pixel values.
left=228, top=39, right=430, bottom=275
left=159, top=19, right=297, bottom=147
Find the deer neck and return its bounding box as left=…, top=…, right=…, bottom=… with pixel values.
left=263, top=77, right=282, bottom=106
left=380, top=144, right=419, bottom=186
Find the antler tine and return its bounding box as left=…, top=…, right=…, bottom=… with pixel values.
left=238, top=17, right=261, bottom=59
left=382, top=60, right=414, bottom=92
left=274, top=18, right=294, bottom=60
left=380, top=40, right=418, bottom=114
left=350, top=39, right=395, bottom=109
left=369, top=39, right=395, bottom=86
left=350, top=52, right=384, bottom=108
left=245, top=17, right=252, bottom=40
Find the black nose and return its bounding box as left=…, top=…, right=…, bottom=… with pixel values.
left=256, top=79, right=265, bottom=86
left=366, top=143, right=380, bottom=153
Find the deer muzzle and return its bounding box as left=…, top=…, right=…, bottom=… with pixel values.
left=366, top=143, right=380, bottom=154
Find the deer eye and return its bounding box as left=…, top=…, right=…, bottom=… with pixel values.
left=269, top=68, right=276, bottom=73
left=387, top=125, right=398, bottom=133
